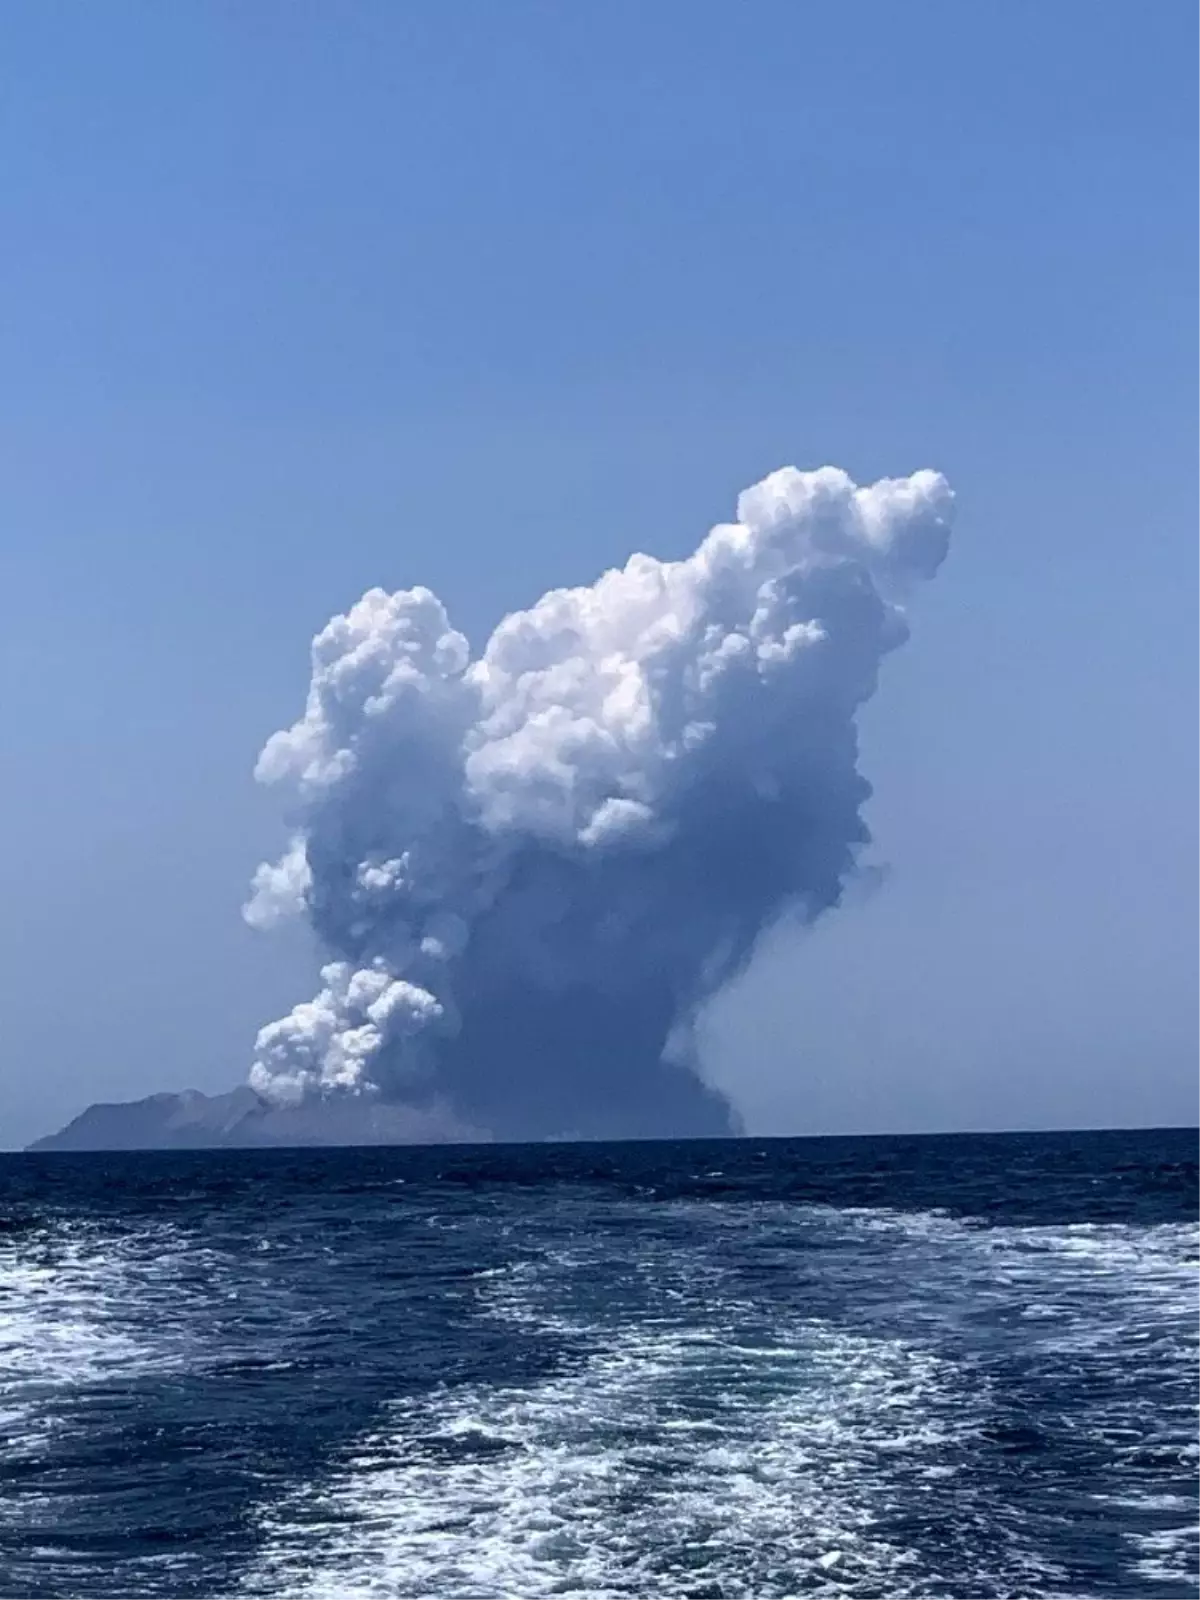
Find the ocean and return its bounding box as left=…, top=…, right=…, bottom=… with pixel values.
left=0, top=1128, right=1195, bottom=1599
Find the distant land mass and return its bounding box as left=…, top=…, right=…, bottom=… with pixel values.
left=26, top=1089, right=490, bottom=1152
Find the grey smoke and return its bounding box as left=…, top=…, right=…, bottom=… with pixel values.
left=244, top=464, right=954, bottom=1140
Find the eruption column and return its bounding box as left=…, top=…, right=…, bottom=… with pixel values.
left=245, top=464, right=954, bottom=1139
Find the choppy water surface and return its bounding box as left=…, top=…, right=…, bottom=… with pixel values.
left=0, top=1129, right=1195, bottom=1598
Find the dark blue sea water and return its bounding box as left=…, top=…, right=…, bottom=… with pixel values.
left=0, top=1129, right=1195, bottom=1599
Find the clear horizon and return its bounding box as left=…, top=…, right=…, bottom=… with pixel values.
left=3, top=1, right=1196, bottom=1149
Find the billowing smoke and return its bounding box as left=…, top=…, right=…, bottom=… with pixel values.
left=244, top=464, right=953, bottom=1140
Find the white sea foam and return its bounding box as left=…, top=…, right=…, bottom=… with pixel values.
left=0, top=1219, right=255, bottom=1471
left=9, top=1199, right=1190, bottom=1599
left=0, top=1227, right=189, bottom=1441
left=243, top=1315, right=988, bottom=1599
left=0, top=1212, right=325, bottom=1599
left=232, top=1203, right=1107, bottom=1593
left=1129, top=1519, right=1200, bottom=1586
left=806, top=1206, right=1200, bottom=1575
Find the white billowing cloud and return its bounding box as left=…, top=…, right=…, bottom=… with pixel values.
left=243, top=836, right=312, bottom=930
left=245, top=464, right=954, bottom=1133
left=247, top=960, right=444, bottom=1107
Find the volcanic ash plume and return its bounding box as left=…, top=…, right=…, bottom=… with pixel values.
left=244, top=464, right=954, bottom=1140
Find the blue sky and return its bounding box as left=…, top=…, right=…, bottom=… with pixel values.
left=2, top=0, right=1195, bottom=1147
